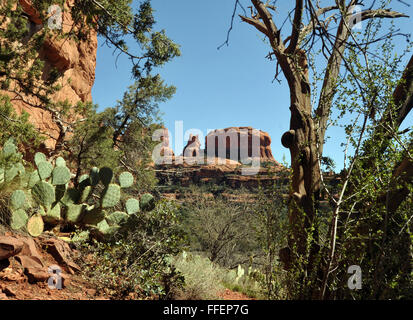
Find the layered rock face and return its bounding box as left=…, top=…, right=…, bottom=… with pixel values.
left=1, top=0, right=97, bottom=150
left=159, top=128, right=175, bottom=157
left=183, top=134, right=201, bottom=158
left=204, top=127, right=276, bottom=163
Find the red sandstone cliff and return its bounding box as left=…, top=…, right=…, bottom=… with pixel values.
left=1, top=0, right=97, bottom=150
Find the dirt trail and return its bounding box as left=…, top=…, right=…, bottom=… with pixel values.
left=218, top=288, right=255, bottom=300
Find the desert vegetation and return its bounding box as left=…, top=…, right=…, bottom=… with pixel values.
left=0, top=0, right=411, bottom=301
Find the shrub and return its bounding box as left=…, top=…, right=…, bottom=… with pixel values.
left=171, top=252, right=225, bottom=300
left=76, top=200, right=187, bottom=299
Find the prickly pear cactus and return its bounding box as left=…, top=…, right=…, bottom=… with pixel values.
left=1, top=139, right=156, bottom=242
left=55, top=157, right=66, bottom=167
left=90, top=167, right=100, bottom=186
left=66, top=204, right=85, bottom=224
left=10, top=209, right=28, bottom=230
left=125, top=198, right=140, bottom=214
left=10, top=190, right=26, bottom=210
left=119, top=172, right=134, bottom=188
left=99, top=167, right=113, bottom=186
left=101, top=184, right=121, bottom=208
left=27, top=214, right=44, bottom=237
left=140, top=193, right=155, bottom=212
left=52, top=166, right=71, bottom=185
left=34, top=152, right=47, bottom=166
left=37, top=161, right=53, bottom=180
left=31, top=181, right=55, bottom=208
left=106, top=211, right=129, bottom=226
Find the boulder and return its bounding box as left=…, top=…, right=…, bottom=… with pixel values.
left=0, top=236, right=24, bottom=261
left=41, top=238, right=80, bottom=275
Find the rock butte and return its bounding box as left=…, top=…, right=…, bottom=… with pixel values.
left=204, top=127, right=276, bottom=163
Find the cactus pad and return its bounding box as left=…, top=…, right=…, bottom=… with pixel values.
left=37, top=161, right=53, bottom=180
left=90, top=167, right=100, bottom=186
left=2, top=139, right=17, bottom=157
left=101, top=184, right=121, bottom=208
left=66, top=204, right=85, bottom=223
left=106, top=211, right=129, bottom=226
left=27, top=214, right=44, bottom=237
left=125, top=198, right=140, bottom=214
left=28, top=171, right=41, bottom=188
left=34, top=152, right=47, bottom=167
left=140, top=193, right=155, bottom=212
left=31, top=181, right=55, bottom=207
left=80, top=185, right=92, bottom=203
left=10, top=209, right=28, bottom=230
left=5, top=165, right=18, bottom=182
left=44, top=203, right=61, bottom=224
left=99, top=167, right=113, bottom=186
left=119, top=172, right=134, bottom=188
left=52, top=166, right=71, bottom=185
left=55, top=157, right=66, bottom=167
left=10, top=190, right=26, bottom=210
left=60, top=188, right=80, bottom=206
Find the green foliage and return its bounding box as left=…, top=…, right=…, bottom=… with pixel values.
left=77, top=200, right=186, bottom=299
left=101, top=184, right=121, bottom=208
left=37, top=161, right=53, bottom=180
left=140, top=193, right=155, bottom=212
left=10, top=209, right=28, bottom=230
left=180, top=190, right=259, bottom=268
left=315, top=19, right=413, bottom=300
left=106, top=211, right=129, bottom=226
left=171, top=252, right=225, bottom=300
left=99, top=167, right=114, bottom=186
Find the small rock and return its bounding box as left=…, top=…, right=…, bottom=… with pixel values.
left=2, top=286, right=16, bottom=297
left=86, top=288, right=96, bottom=296
left=41, top=238, right=80, bottom=274
left=0, top=293, right=8, bottom=300
left=14, top=255, right=44, bottom=270
left=0, top=236, right=24, bottom=260
left=25, top=267, right=50, bottom=284
left=20, top=237, right=43, bottom=263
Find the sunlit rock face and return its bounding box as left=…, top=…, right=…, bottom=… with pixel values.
left=1, top=0, right=97, bottom=150
left=204, top=127, right=277, bottom=163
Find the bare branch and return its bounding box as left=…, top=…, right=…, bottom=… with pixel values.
left=286, top=0, right=304, bottom=53
left=239, top=15, right=269, bottom=37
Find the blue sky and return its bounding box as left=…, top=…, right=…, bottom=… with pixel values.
left=91, top=0, right=413, bottom=169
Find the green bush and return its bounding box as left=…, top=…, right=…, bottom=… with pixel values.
left=76, top=200, right=187, bottom=299
left=171, top=252, right=225, bottom=300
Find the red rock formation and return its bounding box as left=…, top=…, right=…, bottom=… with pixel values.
left=1, top=0, right=97, bottom=150
left=159, top=128, right=174, bottom=157
left=205, top=127, right=277, bottom=163
left=183, top=134, right=201, bottom=158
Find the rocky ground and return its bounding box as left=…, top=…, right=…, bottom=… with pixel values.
left=0, top=231, right=107, bottom=300
left=0, top=230, right=254, bottom=301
